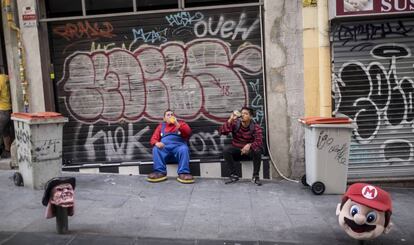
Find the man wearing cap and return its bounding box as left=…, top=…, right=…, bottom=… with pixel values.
left=147, top=109, right=194, bottom=184
left=336, top=183, right=393, bottom=240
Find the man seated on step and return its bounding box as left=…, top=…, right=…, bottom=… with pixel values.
left=147, top=109, right=194, bottom=184
left=219, top=107, right=263, bottom=186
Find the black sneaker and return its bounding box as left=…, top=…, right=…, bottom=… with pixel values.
left=252, top=176, right=262, bottom=186
left=225, top=174, right=240, bottom=184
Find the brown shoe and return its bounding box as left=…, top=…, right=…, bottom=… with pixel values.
left=147, top=172, right=167, bottom=183
left=177, top=173, right=194, bottom=184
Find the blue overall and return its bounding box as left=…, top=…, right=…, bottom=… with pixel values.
left=152, top=123, right=190, bottom=174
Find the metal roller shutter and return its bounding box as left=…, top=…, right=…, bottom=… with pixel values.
left=48, top=6, right=266, bottom=166
left=331, top=16, right=414, bottom=179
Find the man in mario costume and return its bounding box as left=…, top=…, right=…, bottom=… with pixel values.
left=336, top=183, right=393, bottom=241
left=147, top=109, right=194, bottom=184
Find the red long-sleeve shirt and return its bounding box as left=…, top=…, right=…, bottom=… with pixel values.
left=150, top=120, right=192, bottom=146
left=219, top=120, right=263, bottom=152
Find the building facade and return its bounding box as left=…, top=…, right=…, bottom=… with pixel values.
left=1, top=0, right=305, bottom=180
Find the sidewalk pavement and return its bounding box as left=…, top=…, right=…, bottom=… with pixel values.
left=0, top=169, right=413, bottom=245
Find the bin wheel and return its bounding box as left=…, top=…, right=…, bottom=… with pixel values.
left=13, top=172, right=23, bottom=186
left=301, top=175, right=309, bottom=186
left=311, top=181, right=325, bottom=195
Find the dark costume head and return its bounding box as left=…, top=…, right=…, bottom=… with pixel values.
left=42, top=177, right=76, bottom=219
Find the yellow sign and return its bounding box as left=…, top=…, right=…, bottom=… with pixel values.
left=303, top=0, right=317, bottom=7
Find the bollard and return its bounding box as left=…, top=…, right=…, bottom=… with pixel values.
left=55, top=206, right=69, bottom=234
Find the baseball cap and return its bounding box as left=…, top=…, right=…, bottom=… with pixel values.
left=343, top=183, right=392, bottom=212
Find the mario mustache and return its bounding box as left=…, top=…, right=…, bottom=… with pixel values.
left=344, top=217, right=376, bottom=233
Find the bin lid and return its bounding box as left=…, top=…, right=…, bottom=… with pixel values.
left=299, top=116, right=352, bottom=125
left=11, top=112, right=68, bottom=124
left=12, top=112, right=64, bottom=119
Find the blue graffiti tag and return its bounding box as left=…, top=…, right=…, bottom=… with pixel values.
left=249, top=79, right=264, bottom=126
left=165, top=11, right=204, bottom=27
left=132, top=28, right=168, bottom=44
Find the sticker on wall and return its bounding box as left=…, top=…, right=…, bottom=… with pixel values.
left=303, top=0, right=317, bottom=7
left=22, top=6, right=37, bottom=28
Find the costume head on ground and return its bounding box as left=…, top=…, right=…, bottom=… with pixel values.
left=336, top=183, right=392, bottom=240
left=42, top=177, right=76, bottom=219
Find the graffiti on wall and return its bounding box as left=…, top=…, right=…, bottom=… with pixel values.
left=52, top=9, right=265, bottom=163
left=14, top=122, right=31, bottom=165
left=165, top=11, right=204, bottom=27
left=53, top=20, right=116, bottom=41
left=58, top=39, right=262, bottom=124
left=14, top=123, right=63, bottom=163
left=194, top=13, right=260, bottom=40
left=84, top=123, right=152, bottom=161
left=332, top=19, right=414, bottom=164
left=335, top=20, right=412, bottom=50
left=316, top=130, right=348, bottom=165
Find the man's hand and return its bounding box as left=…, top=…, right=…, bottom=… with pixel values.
left=241, top=143, right=251, bottom=155
left=228, top=112, right=238, bottom=123
left=174, top=119, right=180, bottom=128
left=155, top=142, right=165, bottom=149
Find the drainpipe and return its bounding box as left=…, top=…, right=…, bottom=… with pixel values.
left=317, top=0, right=331, bottom=117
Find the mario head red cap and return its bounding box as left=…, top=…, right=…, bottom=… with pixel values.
left=343, top=183, right=392, bottom=212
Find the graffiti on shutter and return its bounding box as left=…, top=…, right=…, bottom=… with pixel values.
left=49, top=7, right=265, bottom=164
left=331, top=17, right=414, bottom=174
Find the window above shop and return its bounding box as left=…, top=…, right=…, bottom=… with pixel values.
left=136, top=0, right=179, bottom=11
left=185, top=0, right=259, bottom=8
left=45, top=0, right=82, bottom=18
left=44, top=0, right=261, bottom=19
left=86, top=0, right=134, bottom=15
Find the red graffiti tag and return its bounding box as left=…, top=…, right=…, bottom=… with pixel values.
left=53, top=21, right=116, bottom=41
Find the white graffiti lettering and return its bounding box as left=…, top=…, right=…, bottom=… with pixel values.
left=85, top=123, right=151, bottom=161
left=58, top=38, right=262, bottom=124
left=194, top=13, right=259, bottom=40
left=189, top=130, right=227, bottom=155
left=333, top=40, right=414, bottom=164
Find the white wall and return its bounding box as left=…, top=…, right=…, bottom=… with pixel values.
left=264, top=0, right=305, bottom=178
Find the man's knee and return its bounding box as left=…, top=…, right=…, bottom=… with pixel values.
left=177, top=144, right=189, bottom=153
left=152, top=146, right=161, bottom=155
left=223, top=145, right=233, bottom=155
left=252, top=149, right=262, bottom=157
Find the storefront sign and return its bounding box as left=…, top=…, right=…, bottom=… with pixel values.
left=335, top=0, right=414, bottom=17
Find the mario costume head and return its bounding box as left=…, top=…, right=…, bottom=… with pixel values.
left=336, top=183, right=393, bottom=240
